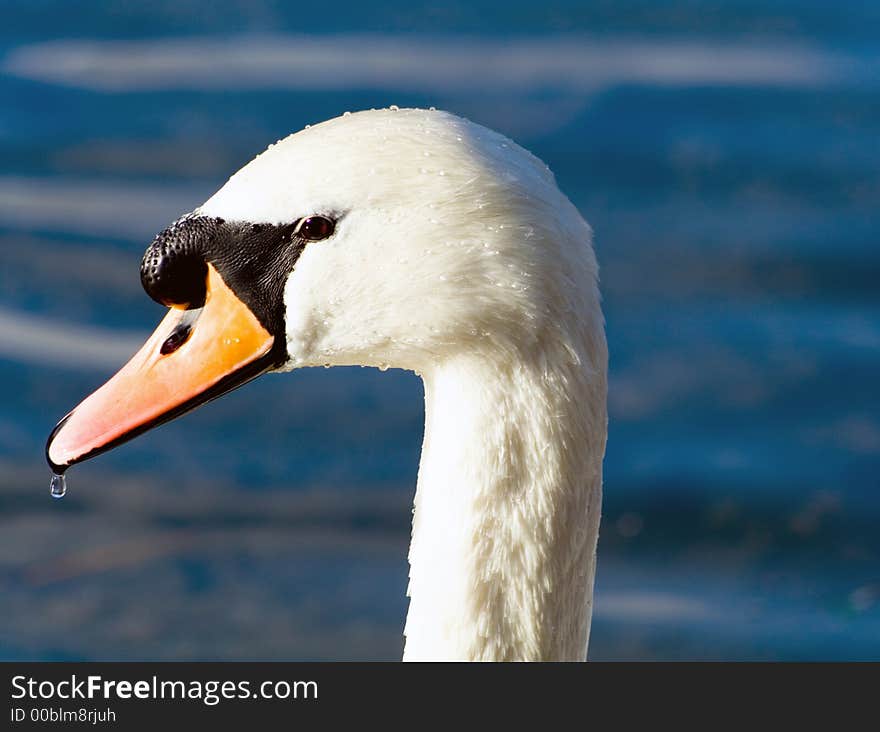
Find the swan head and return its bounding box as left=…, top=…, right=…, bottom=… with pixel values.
left=46, top=108, right=600, bottom=471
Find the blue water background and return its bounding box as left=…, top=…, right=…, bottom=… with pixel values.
left=1, top=1, right=878, bottom=659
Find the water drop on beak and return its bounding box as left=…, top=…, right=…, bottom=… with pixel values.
left=49, top=473, right=67, bottom=499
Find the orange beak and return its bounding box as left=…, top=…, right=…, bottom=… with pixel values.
left=46, top=264, right=277, bottom=472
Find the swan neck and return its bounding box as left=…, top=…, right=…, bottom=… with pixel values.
left=403, top=346, right=606, bottom=661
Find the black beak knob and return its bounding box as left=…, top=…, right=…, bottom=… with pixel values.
left=141, top=214, right=213, bottom=308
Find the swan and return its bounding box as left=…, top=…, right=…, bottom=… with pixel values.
left=46, top=108, right=608, bottom=661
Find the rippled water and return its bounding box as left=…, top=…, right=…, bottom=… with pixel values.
left=1, top=1, right=878, bottom=659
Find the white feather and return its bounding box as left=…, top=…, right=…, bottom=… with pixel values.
left=200, top=108, right=608, bottom=661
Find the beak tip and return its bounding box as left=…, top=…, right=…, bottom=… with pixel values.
left=46, top=412, right=73, bottom=473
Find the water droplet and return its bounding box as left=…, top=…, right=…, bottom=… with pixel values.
left=50, top=473, right=67, bottom=499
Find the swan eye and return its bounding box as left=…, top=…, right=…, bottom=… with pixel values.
left=296, top=215, right=335, bottom=241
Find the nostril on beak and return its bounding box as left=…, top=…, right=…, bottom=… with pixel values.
left=159, top=307, right=203, bottom=356
left=160, top=323, right=193, bottom=355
